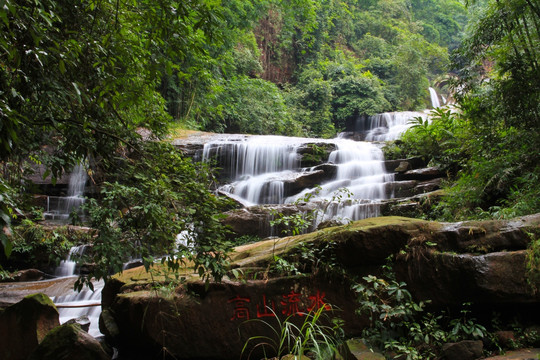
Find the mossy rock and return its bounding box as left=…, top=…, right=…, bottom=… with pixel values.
left=29, top=323, right=110, bottom=360
left=345, top=338, right=385, bottom=360
left=0, top=293, right=59, bottom=360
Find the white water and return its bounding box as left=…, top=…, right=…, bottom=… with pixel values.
left=203, top=135, right=394, bottom=227
left=54, top=245, right=87, bottom=277
left=51, top=279, right=104, bottom=338
left=44, top=163, right=87, bottom=221
left=429, top=87, right=441, bottom=108
left=286, top=140, right=394, bottom=226
left=51, top=245, right=104, bottom=337
left=364, top=111, right=428, bottom=142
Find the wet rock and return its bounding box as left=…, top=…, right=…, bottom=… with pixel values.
left=283, top=170, right=327, bottom=196
left=311, top=163, right=338, bottom=178
left=317, top=219, right=343, bottom=230
left=394, top=161, right=411, bottom=173
left=384, top=157, right=426, bottom=172
left=297, top=143, right=337, bottom=168
left=394, top=166, right=444, bottom=181
left=28, top=323, right=110, bottom=360
left=11, top=268, right=48, bottom=282
left=385, top=180, right=418, bottom=198
left=106, top=276, right=362, bottom=360
left=222, top=203, right=317, bottom=238
left=396, top=250, right=540, bottom=305
left=66, top=315, right=91, bottom=333
left=0, top=293, right=60, bottom=360
left=103, top=215, right=540, bottom=360
left=99, top=309, right=120, bottom=340
left=441, top=340, right=483, bottom=360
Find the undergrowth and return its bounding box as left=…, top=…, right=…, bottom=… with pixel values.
left=241, top=305, right=345, bottom=360
left=353, top=261, right=487, bottom=359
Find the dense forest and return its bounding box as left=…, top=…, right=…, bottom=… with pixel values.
left=0, top=1, right=539, bottom=359
left=1, top=0, right=539, bottom=285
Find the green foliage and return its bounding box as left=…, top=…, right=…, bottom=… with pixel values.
left=167, top=0, right=465, bottom=136
left=400, top=107, right=466, bottom=170
left=241, top=305, right=345, bottom=360
left=0, top=269, right=13, bottom=281
left=0, top=0, right=225, bottom=256
left=235, top=234, right=263, bottom=246
left=75, top=142, right=232, bottom=290
left=270, top=210, right=315, bottom=238
left=353, top=266, right=487, bottom=359
left=526, top=231, right=540, bottom=294
left=422, top=0, right=540, bottom=220
left=447, top=303, right=487, bottom=342
left=8, top=220, right=78, bottom=271
left=196, top=76, right=299, bottom=135
left=0, top=178, right=17, bottom=257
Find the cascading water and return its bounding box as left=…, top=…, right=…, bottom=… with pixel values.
left=44, top=163, right=87, bottom=221
left=203, top=135, right=394, bottom=229
left=203, top=135, right=302, bottom=206
left=54, top=245, right=86, bottom=277
left=363, top=111, right=428, bottom=142
left=52, top=280, right=104, bottom=338
left=51, top=245, right=104, bottom=337
left=429, top=87, right=441, bottom=108
left=286, top=140, right=394, bottom=226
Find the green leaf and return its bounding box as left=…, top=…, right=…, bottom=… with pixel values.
left=1, top=234, right=12, bottom=257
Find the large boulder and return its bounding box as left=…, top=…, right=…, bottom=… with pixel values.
left=101, top=214, right=540, bottom=360
left=103, top=276, right=362, bottom=360
left=396, top=249, right=539, bottom=305
left=0, top=293, right=60, bottom=360
left=28, top=323, right=110, bottom=360
left=384, top=157, right=426, bottom=173
left=441, top=340, right=483, bottom=360
left=282, top=169, right=333, bottom=196
left=222, top=203, right=317, bottom=238
left=296, top=143, right=337, bottom=167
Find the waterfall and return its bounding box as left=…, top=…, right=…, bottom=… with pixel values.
left=54, top=245, right=87, bottom=277
left=203, top=135, right=394, bottom=226
left=44, top=163, right=87, bottom=222
left=203, top=135, right=302, bottom=206
left=429, top=87, right=441, bottom=108
left=51, top=245, right=104, bottom=337
left=51, top=280, right=104, bottom=338
left=286, top=140, right=394, bottom=227
left=363, top=111, right=428, bottom=141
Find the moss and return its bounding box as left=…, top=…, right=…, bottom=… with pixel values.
left=24, top=292, right=56, bottom=307
left=114, top=216, right=438, bottom=287
left=28, top=323, right=109, bottom=360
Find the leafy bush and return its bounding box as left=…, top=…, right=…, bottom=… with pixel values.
left=400, top=107, right=466, bottom=171
left=76, top=141, right=233, bottom=290
left=8, top=220, right=81, bottom=272
left=353, top=265, right=487, bottom=359
left=196, top=76, right=301, bottom=136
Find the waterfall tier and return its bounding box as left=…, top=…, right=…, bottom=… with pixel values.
left=44, top=163, right=87, bottom=222
left=203, top=135, right=395, bottom=226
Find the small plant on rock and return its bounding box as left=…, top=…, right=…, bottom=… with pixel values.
left=241, top=305, right=345, bottom=360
